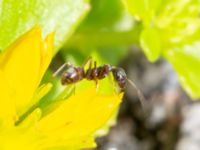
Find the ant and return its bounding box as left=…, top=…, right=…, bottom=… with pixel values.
left=53, top=57, right=147, bottom=109
left=15, top=58, right=148, bottom=126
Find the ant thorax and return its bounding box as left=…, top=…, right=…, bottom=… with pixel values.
left=85, top=64, right=112, bottom=81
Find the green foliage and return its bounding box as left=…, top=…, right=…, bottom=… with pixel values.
left=125, top=0, right=200, bottom=98
left=164, top=42, right=200, bottom=99
left=0, top=0, right=89, bottom=53
left=140, top=27, right=161, bottom=61
left=81, top=0, right=124, bottom=29
left=65, top=0, right=141, bottom=49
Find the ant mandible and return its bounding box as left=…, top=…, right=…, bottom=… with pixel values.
left=53, top=57, right=147, bottom=109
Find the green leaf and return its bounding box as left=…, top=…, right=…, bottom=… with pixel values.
left=155, top=0, right=198, bottom=28
left=164, top=42, right=200, bottom=99
left=126, top=0, right=200, bottom=53
left=125, top=0, right=162, bottom=26
left=0, top=0, right=90, bottom=53
left=126, top=0, right=200, bottom=98
left=125, top=0, right=147, bottom=20
left=140, top=27, right=161, bottom=62
left=65, top=0, right=141, bottom=49
left=82, top=0, right=124, bottom=29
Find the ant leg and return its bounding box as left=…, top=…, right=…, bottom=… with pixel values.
left=73, top=84, right=76, bottom=96
left=93, top=61, right=98, bottom=85
left=107, top=73, right=118, bottom=94
left=94, top=61, right=97, bottom=68
left=95, top=79, right=99, bottom=92
left=53, top=62, right=73, bottom=77
left=88, top=59, right=93, bottom=70
left=84, top=57, right=93, bottom=80
left=93, top=61, right=97, bottom=71
left=90, top=61, right=99, bottom=91
left=82, top=56, right=93, bottom=68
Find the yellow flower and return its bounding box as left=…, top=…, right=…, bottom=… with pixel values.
left=0, top=27, right=123, bottom=150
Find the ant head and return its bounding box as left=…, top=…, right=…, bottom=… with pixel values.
left=111, top=67, right=127, bottom=93
left=112, top=67, right=149, bottom=114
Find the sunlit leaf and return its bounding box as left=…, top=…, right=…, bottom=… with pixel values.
left=65, top=0, right=141, bottom=50
left=164, top=42, right=200, bottom=99
left=125, top=0, right=200, bottom=98
left=0, top=0, right=90, bottom=53
left=140, top=27, right=161, bottom=62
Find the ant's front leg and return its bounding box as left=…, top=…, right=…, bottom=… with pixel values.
left=95, top=79, right=99, bottom=92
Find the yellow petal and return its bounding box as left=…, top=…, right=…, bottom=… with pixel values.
left=0, top=27, right=54, bottom=115
left=38, top=86, right=123, bottom=140
left=0, top=27, right=42, bottom=115
left=38, top=32, right=54, bottom=83
left=18, top=108, right=42, bottom=129
left=39, top=135, right=96, bottom=150
left=0, top=70, right=16, bottom=124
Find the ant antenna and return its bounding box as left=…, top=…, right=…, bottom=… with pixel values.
left=127, top=78, right=149, bottom=112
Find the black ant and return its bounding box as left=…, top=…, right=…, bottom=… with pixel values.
left=15, top=58, right=148, bottom=126
left=53, top=57, right=147, bottom=109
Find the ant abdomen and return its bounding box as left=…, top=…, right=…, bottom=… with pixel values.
left=61, top=66, right=84, bottom=85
